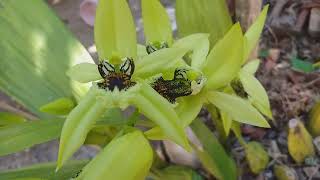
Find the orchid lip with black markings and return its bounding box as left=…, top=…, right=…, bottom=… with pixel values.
left=152, top=68, right=193, bottom=103
left=146, top=42, right=169, bottom=54
left=97, top=58, right=136, bottom=91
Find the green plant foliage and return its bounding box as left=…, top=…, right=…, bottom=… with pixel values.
left=190, top=119, right=237, bottom=180
left=0, top=112, right=26, bottom=126
left=78, top=131, right=153, bottom=180
left=141, top=0, right=173, bottom=45
left=0, top=0, right=92, bottom=118
left=202, top=23, right=243, bottom=90
left=95, top=0, right=137, bottom=61
left=207, top=91, right=270, bottom=128
left=0, top=119, right=64, bottom=156
left=39, top=97, right=75, bottom=116
left=0, top=160, right=87, bottom=180
left=175, top=0, right=232, bottom=47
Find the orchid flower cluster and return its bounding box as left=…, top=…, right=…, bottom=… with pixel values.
left=53, top=0, right=272, bottom=179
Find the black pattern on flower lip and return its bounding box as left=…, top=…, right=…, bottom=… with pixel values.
left=146, top=42, right=169, bottom=54
left=152, top=68, right=192, bottom=103
left=97, top=58, right=136, bottom=91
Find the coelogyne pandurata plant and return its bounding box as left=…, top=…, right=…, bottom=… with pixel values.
left=140, top=0, right=271, bottom=140
left=57, top=0, right=202, bottom=178
left=55, top=0, right=272, bottom=179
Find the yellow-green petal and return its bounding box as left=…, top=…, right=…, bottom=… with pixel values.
left=78, top=131, right=153, bottom=180
left=57, top=87, right=109, bottom=169
left=207, top=91, right=270, bottom=128
left=221, top=111, right=233, bottom=136
left=131, top=83, right=190, bottom=150
left=134, top=47, right=188, bottom=79
left=145, top=94, right=203, bottom=140
left=67, top=63, right=101, bottom=83
left=95, top=0, right=137, bottom=60
left=141, top=0, right=173, bottom=45
left=243, top=5, right=269, bottom=63
left=239, top=70, right=273, bottom=119
left=242, top=59, right=261, bottom=75
left=203, top=23, right=244, bottom=90
left=173, top=33, right=210, bottom=69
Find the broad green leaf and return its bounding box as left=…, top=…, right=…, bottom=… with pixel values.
left=131, top=83, right=190, bottom=150
left=190, top=119, right=237, bottom=180
left=95, top=0, right=137, bottom=60
left=239, top=70, right=272, bottom=119
left=242, top=59, right=260, bottom=75
left=176, top=0, right=232, bottom=47
left=0, top=112, right=26, bottom=126
left=156, top=165, right=204, bottom=180
left=141, top=0, right=172, bottom=45
left=203, top=23, right=244, bottom=90
left=0, top=119, right=64, bottom=156
left=0, top=160, right=87, bottom=180
left=243, top=5, right=269, bottom=62
left=39, top=97, right=75, bottom=116
left=134, top=48, right=188, bottom=79
left=172, top=34, right=210, bottom=69
left=67, top=63, right=101, bottom=83
left=57, top=87, right=109, bottom=169
left=78, top=131, right=153, bottom=180
left=207, top=91, right=270, bottom=127
left=0, top=0, right=92, bottom=118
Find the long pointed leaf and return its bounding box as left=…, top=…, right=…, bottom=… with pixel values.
left=0, top=119, right=64, bottom=156
left=176, top=0, right=232, bottom=47
left=0, top=160, right=87, bottom=180
left=0, top=0, right=92, bottom=117
left=190, top=119, right=237, bottom=180
left=95, top=0, right=137, bottom=60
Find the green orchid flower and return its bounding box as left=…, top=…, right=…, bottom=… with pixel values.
left=216, top=5, right=272, bottom=135
left=142, top=2, right=271, bottom=139
left=57, top=0, right=192, bottom=170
